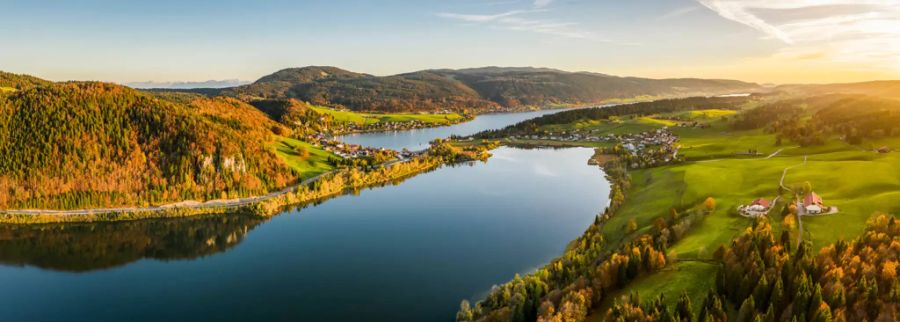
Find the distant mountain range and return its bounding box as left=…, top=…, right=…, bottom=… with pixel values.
left=775, top=80, right=900, bottom=100
left=126, top=79, right=250, bottom=89
left=173, top=66, right=763, bottom=113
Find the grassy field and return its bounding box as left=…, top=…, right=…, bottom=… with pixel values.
left=589, top=261, right=719, bottom=320
left=658, top=109, right=737, bottom=120
left=526, top=109, right=900, bottom=317
left=310, top=105, right=465, bottom=125
left=539, top=109, right=737, bottom=137
left=270, top=136, right=339, bottom=179
left=0, top=86, right=16, bottom=93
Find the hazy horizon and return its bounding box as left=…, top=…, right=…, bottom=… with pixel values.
left=3, top=0, right=899, bottom=84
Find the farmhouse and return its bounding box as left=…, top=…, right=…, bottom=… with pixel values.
left=738, top=198, right=771, bottom=217
left=803, top=192, right=825, bottom=214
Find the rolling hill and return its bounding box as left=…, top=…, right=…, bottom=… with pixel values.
left=213, top=66, right=761, bottom=113
left=0, top=76, right=301, bottom=210
left=0, top=71, right=53, bottom=91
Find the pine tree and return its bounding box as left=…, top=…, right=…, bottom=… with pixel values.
left=769, top=276, right=785, bottom=318
left=752, top=275, right=770, bottom=309
left=737, top=297, right=756, bottom=322
left=675, top=291, right=693, bottom=322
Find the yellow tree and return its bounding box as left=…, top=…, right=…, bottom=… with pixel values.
left=704, top=197, right=717, bottom=213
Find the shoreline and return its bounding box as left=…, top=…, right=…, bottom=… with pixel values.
left=0, top=156, right=450, bottom=224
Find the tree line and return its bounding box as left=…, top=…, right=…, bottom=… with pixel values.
left=732, top=94, right=900, bottom=146
left=476, top=96, right=752, bottom=139
left=604, top=215, right=898, bottom=322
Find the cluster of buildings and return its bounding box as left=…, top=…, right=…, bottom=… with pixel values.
left=509, top=128, right=680, bottom=152
left=510, top=132, right=611, bottom=142
left=305, top=134, right=395, bottom=159
left=673, top=121, right=711, bottom=129
left=612, top=129, right=682, bottom=169
left=618, top=129, right=679, bottom=154
left=333, top=120, right=452, bottom=134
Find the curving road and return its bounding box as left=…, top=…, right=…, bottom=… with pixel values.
left=0, top=171, right=335, bottom=216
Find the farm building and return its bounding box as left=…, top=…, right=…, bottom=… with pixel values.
left=804, top=192, right=825, bottom=214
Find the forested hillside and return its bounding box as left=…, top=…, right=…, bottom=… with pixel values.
left=248, top=98, right=333, bottom=135
left=223, top=67, right=497, bottom=113
left=733, top=94, right=900, bottom=146
left=0, top=80, right=298, bottom=209
left=210, top=66, right=759, bottom=113
left=0, top=71, right=53, bottom=91
left=434, top=68, right=759, bottom=108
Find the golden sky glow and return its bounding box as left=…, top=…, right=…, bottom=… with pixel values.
left=1, top=0, right=897, bottom=85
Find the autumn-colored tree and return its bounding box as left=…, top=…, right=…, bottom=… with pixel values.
left=627, top=219, right=638, bottom=233
left=295, top=145, right=310, bottom=160
left=704, top=197, right=717, bottom=213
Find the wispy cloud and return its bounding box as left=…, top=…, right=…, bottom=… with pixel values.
left=658, top=6, right=699, bottom=20
left=436, top=10, right=528, bottom=23
left=437, top=1, right=601, bottom=40
left=697, top=0, right=794, bottom=43
left=696, top=0, right=900, bottom=70
left=533, top=0, right=554, bottom=9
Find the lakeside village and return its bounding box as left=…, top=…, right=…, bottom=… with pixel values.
left=330, top=118, right=466, bottom=134
left=305, top=133, right=420, bottom=160
left=508, top=127, right=682, bottom=169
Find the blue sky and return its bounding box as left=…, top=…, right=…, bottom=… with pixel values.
left=2, top=0, right=898, bottom=84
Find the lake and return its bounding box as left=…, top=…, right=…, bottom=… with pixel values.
left=337, top=109, right=565, bottom=151
left=0, top=147, right=610, bottom=322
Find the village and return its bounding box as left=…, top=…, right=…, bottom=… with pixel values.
left=507, top=127, right=682, bottom=169
left=509, top=127, right=678, bottom=151
left=331, top=119, right=458, bottom=134
left=305, top=132, right=421, bottom=161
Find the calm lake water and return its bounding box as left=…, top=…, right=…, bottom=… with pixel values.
left=0, top=147, right=609, bottom=322
left=337, top=109, right=564, bottom=151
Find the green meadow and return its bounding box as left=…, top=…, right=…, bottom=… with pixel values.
left=270, top=136, right=339, bottom=179
left=539, top=109, right=739, bottom=137
left=549, top=110, right=900, bottom=318
left=310, top=105, right=465, bottom=125
left=659, top=108, right=737, bottom=120
left=591, top=261, right=719, bottom=320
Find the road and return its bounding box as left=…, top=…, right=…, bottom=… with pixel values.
left=0, top=158, right=416, bottom=217
left=778, top=156, right=808, bottom=248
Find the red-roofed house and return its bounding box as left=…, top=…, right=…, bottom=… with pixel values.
left=804, top=192, right=823, bottom=207
left=804, top=192, right=824, bottom=214
left=739, top=198, right=771, bottom=217
left=751, top=198, right=770, bottom=208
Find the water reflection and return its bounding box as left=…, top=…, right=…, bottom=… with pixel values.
left=0, top=147, right=609, bottom=322
left=0, top=214, right=267, bottom=272
left=0, top=161, right=487, bottom=273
